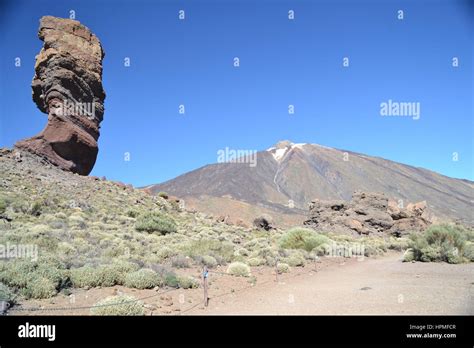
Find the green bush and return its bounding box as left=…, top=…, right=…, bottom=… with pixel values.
left=408, top=224, right=470, bottom=263
left=178, top=276, right=199, bottom=289
left=96, top=261, right=139, bottom=287
left=182, top=239, right=234, bottom=263
left=124, top=269, right=161, bottom=289
left=135, top=211, right=177, bottom=234
left=171, top=255, right=190, bottom=268
left=21, top=277, right=57, bottom=299
left=0, top=283, right=15, bottom=306
left=149, top=264, right=179, bottom=288
left=280, top=227, right=331, bottom=252
left=90, top=295, right=144, bottom=316
left=0, top=260, right=38, bottom=288
left=70, top=266, right=103, bottom=288
left=283, top=253, right=305, bottom=267
left=446, top=248, right=463, bottom=264
left=0, top=198, right=7, bottom=215
left=388, top=237, right=410, bottom=251
left=201, top=255, right=218, bottom=268
left=164, top=273, right=179, bottom=288
left=227, top=262, right=251, bottom=277
left=29, top=200, right=44, bottom=216
left=110, top=260, right=141, bottom=275
left=403, top=248, right=415, bottom=262
left=464, top=242, right=474, bottom=262
left=419, top=246, right=442, bottom=262
left=277, top=263, right=290, bottom=273
left=157, top=192, right=169, bottom=199
left=247, top=257, right=265, bottom=267
left=126, top=210, right=139, bottom=218
left=69, top=261, right=139, bottom=288
left=0, top=258, right=67, bottom=299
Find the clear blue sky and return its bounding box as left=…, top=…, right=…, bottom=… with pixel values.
left=0, top=0, right=472, bottom=186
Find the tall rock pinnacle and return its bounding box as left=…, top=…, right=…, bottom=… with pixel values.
left=15, top=16, right=106, bottom=175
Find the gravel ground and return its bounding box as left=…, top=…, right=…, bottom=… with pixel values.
left=188, top=252, right=474, bottom=315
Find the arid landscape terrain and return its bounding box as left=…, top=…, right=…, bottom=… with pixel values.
left=1, top=145, right=473, bottom=316
left=0, top=15, right=472, bottom=319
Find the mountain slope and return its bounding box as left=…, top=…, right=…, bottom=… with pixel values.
left=149, top=141, right=474, bottom=225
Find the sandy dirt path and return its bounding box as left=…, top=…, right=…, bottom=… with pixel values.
left=189, top=253, right=474, bottom=315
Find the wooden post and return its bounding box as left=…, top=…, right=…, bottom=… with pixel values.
left=275, top=257, right=279, bottom=283
left=202, top=266, right=209, bottom=307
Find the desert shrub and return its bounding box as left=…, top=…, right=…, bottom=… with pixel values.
left=21, top=277, right=57, bottom=299
left=0, top=258, right=67, bottom=298
left=111, top=260, right=141, bottom=274
left=0, top=283, right=15, bottom=307
left=419, top=246, right=442, bottom=262
left=193, top=255, right=218, bottom=268
left=362, top=244, right=378, bottom=257
left=90, top=295, right=144, bottom=316
left=29, top=200, right=44, bottom=216
left=182, top=239, right=234, bottom=263
left=171, top=255, right=190, bottom=268
left=227, top=262, right=251, bottom=277
left=69, top=261, right=137, bottom=288
left=250, top=246, right=279, bottom=265
left=445, top=248, right=463, bottom=264
left=280, top=227, right=331, bottom=252
left=283, top=253, right=305, bottom=267
left=124, top=269, right=161, bottom=289
left=149, top=264, right=179, bottom=287
left=178, top=276, right=199, bottom=289
left=247, top=257, right=265, bottom=267
left=409, top=224, right=469, bottom=263
left=425, top=224, right=467, bottom=249
left=164, top=273, right=179, bottom=288
left=157, top=192, right=169, bottom=199
left=403, top=248, right=415, bottom=262
left=150, top=246, right=174, bottom=262
left=135, top=211, right=177, bottom=235
left=95, top=261, right=140, bottom=287
left=0, top=260, right=38, bottom=288
left=69, top=214, right=86, bottom=229
left=55, top=212, right=68, bottom=219
left=0, top=198, right=7, bottom=215
left=235, top=248, right=249, bottom=257
left=277, top=263, right=290, bottom=273
left=95, top=265, right=122, bottom=287
left=49, top=219, right=67, bottom=229
left=388, top=237, right=410, bottom=251
left=464, top=242, right=474, bottom=262
left=10, top=199, right=29, bottom=213
left=201, top=255, right=218, bottom=268
left=126, top=209, right=139, bottom=218
left=70, top=266, right=103, bottom=288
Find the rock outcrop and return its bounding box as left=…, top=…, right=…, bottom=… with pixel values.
left=253, top=214, right=274, bottom=231
left=15, top=16, right=105, bottom=175
left=304, top=191, right=434, bottom=236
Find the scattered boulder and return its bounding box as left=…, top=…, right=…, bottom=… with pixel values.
left=0, top=148, right=12, bottom=157
left=253, top=214, right=274, bottom=231
left=304, top=191, right=434, bottom=236
left=15, top=16, right=106, bottom=176
left=216, top=215, right=230, bottom=224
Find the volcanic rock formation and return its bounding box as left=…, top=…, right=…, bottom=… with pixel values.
left=15, top=16, right=105, bottom=175
left=303, top=191, right=435, bottom=236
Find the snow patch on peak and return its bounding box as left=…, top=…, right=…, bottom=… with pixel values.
left=272, top=147, right=289, bottom=161
left=267, top=141, right=308, bottom=162
left=292, top=143, right=307, bottom=149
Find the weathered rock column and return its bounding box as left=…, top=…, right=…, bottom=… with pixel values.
left=16, top=16, right=106, bottom=175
